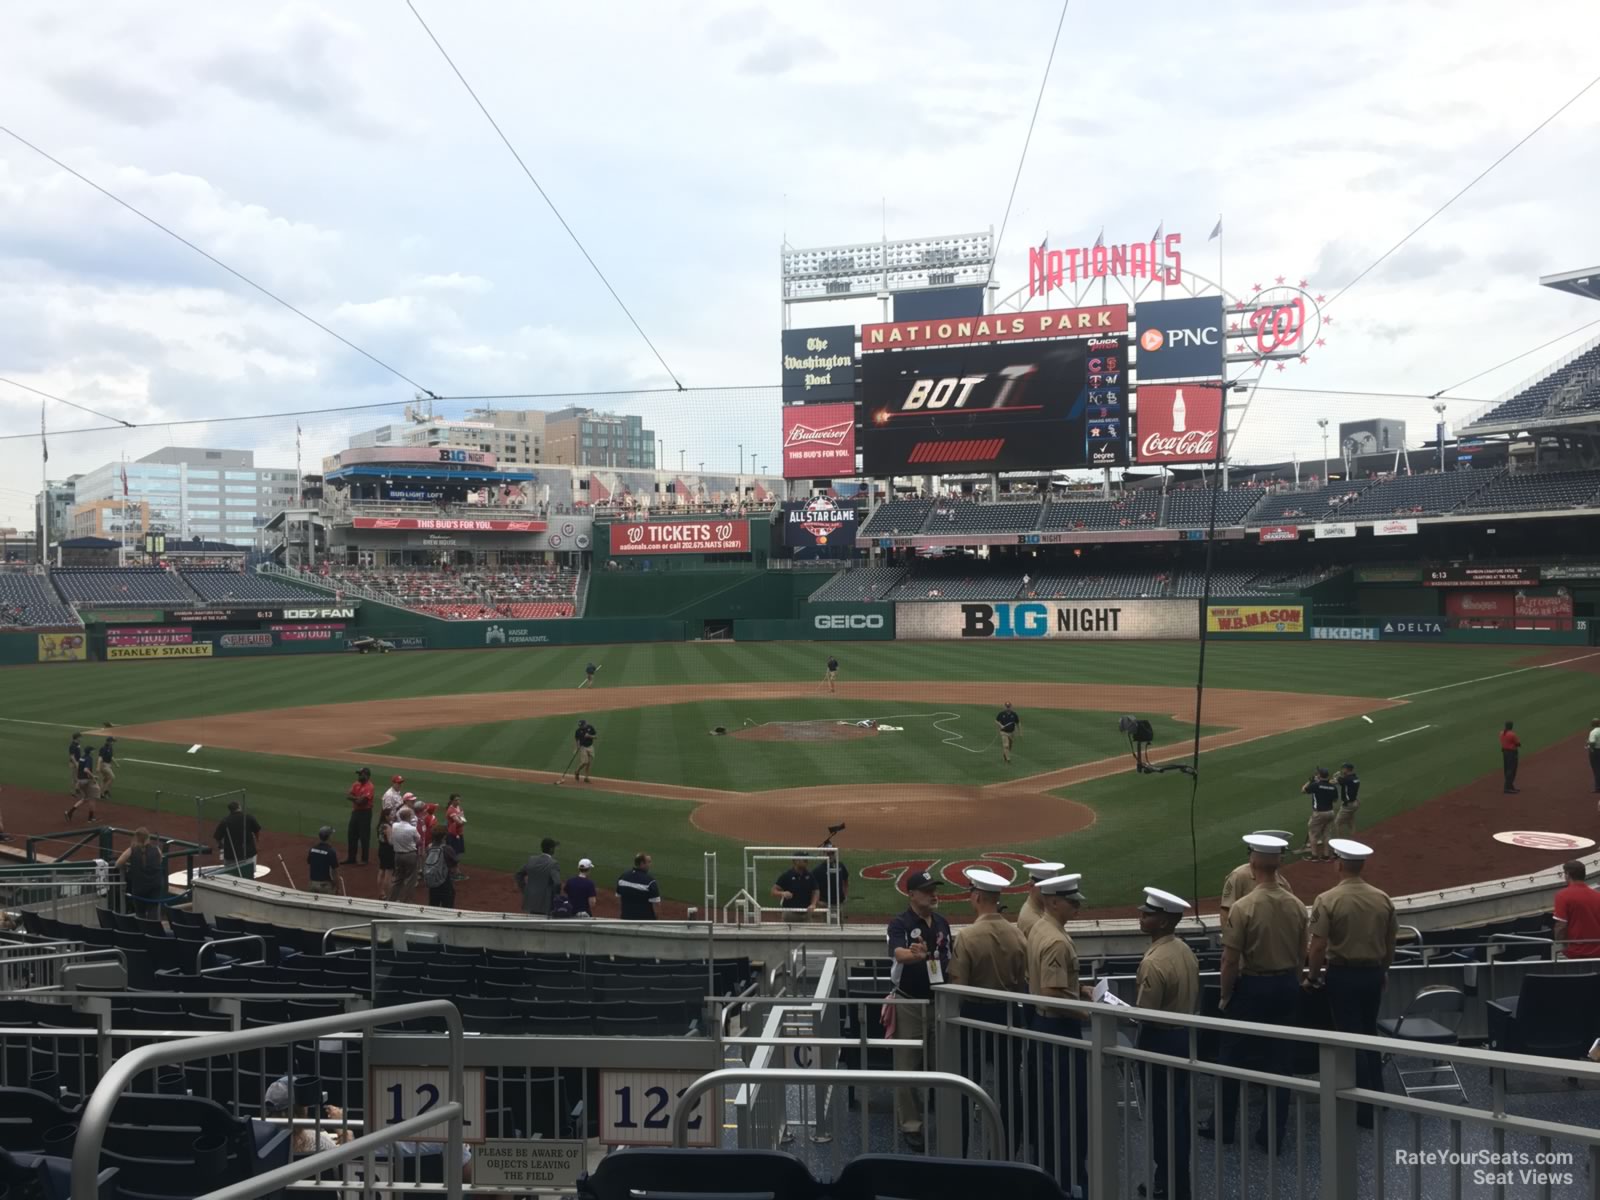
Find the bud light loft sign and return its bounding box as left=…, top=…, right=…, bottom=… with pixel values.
left=1134, top=296, right=1225, bottom=381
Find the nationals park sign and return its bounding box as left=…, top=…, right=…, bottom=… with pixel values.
left=610, top=520, right=751, bottom=555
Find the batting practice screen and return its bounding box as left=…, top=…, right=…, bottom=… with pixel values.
left=858, top=337, right=1128, bottom=473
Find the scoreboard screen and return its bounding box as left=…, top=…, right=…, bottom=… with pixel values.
left=858, top=337, right=1128, bottom=474
left=1423, top=565, right=1540, bottom=588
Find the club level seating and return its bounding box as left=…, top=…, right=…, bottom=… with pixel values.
left=1456, top=468, right=1600, bottom=513
left=48, top=568, right=198, bottom=606
left=1026, top=571, right=1174, bottom=600
left=857, top=498, right=935, bottom=536
left=1162, top=486, right=1267, bottom=528
left=1330, top=469, right=1499, bottom=519
left=1246, top=481, right=1373, bottom=525
left=178, top=570, right=326, bottom=604
left=0, top=574, right=81, bottom=627
left=1038, top=498, right=1160, bottom=531
left=1465, top=338, right=1600, bottom=428
left=304, top=564, right=579, bottom=620
left=808, top=567, right=907, bottom=602
left=920, top=500, right=1043, bottom=533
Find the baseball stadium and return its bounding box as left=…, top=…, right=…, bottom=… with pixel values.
left=6, top=8, right=1600, bottom=1198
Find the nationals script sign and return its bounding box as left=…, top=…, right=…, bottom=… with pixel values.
left=610, top=520, right=751, bottom=555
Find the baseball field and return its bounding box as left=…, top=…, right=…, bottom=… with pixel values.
left=1, top=640, right=1596, bottom=915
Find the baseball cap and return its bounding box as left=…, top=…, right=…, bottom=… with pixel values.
left=905, top=870, right=942, bottom=893
left=1140, top=886, right=1190, bottom=914
left=402, top=792, right=416, bottom=803
left=391, top=775, right=405, bottom=785
left=264, top=1075, right=324, bottom=1114
left=578, top=857, right=594, bottom=870
left=318, top=825, right=334, bottom=839
left=541, top=836, right=560, bottom=853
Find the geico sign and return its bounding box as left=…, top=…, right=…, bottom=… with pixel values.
left=814, top=613, right=885, bottom=630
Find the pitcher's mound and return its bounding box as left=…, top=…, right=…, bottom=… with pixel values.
left=733, top=720, right=879, bottom=743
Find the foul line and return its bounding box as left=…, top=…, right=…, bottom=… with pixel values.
left=119, top=757, right=221, bottom=774
left=1386, top=652, right=1600, bottom=700
left=0, top=717, right=102, bottom=731
left=1377, top=724, right=1432, bottom=743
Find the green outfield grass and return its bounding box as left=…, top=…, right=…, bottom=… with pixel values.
left=0, top=640, right=1591, bottom=909
left=371, top=701, right=1210, bottom=791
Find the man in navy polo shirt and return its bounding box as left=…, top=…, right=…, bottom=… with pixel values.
left=885, top=870, right=952, bottom=1151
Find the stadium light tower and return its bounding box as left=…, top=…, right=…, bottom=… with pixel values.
left=1317, top=418, right=1329, bottom=482
left=1433, top=402, right=1448, bottom=472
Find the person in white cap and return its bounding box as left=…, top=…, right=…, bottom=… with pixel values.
left=564, top=857, right=598, bottom=917
left=1026, top=873, right=1092, bottom=1189
left=1017, top=860, right=1067, bottom=938
left=1306, top=838, right=1395, bottom=1128
left=1135, top=887, right=1199, bottom=1200
left=1218, top=834, right=1296, bottom=928
left=1203, top=834, right=1306, bottom=1151
left=948, top=868, right=1028, bottom=1156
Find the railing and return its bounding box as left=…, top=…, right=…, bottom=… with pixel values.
left=0, top=942, right=126, bottom=993
left=71, top=1001, right=466, bottom=1200
left=196, top=933, right=268, bottom=974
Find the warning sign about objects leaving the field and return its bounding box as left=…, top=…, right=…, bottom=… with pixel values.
left=1205, top=605, right=1304, bottom=634
left=473, top=1140, right=585, bottom=1189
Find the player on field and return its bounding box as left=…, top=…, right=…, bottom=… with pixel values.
left=996, top=702, right=1022, bottom=764
left=825, top=655, right=839, bottom=694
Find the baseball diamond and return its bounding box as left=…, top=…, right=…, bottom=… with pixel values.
left=3, top=638, right=1598, bottom=915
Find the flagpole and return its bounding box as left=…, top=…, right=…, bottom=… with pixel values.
left=39, top=401, right=48, bottom=567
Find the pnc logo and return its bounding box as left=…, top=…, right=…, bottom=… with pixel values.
left=1139, top=328, right=1165, bottom=352
left=814, top=613, right=884, bottom=630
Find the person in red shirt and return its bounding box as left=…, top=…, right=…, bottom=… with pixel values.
left=1499, top=721, right=1521, bottom=794
left=1554, top=861, right=1600, bottom=959
left=345, top=767, right=375, bottom=865
left=418, top=802, right=439, bottom=855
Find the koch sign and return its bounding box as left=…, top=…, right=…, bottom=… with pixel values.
left=1135, top=296, right=1225, bottom=381
left=610, top=520, right=751, bottom=555
left=781, top=326, right=855, bottom=403
left=782, top=402, right=856, bottom=478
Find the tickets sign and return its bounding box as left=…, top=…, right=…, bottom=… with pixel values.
left=1206, top=604, right=1305, bottom=634
left=610, top=520, right=751, bottom=555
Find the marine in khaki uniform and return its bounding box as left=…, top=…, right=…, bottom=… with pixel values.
left=1016, top=860, right=1065, bottom=939
left=1218, top=831, right=1296, bottom=926
left=1203, top=834, right=1308, bottom=1151
left=948, top=868, right=1028, bottom=1155
left=1026, top=873, right=1092, bottom=1191
left=1135, top=887, right=1200, bottom=1200
left=1306, top=838, right=1396, bottom=1129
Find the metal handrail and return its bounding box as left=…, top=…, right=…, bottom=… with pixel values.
left=72, top=1000, right=465, bottom=1200
left=672, top=1068, right=1005, bottom=1156
left=196, top=934, right=267, bottom=974
left=321, top=923, right=371, bottom=955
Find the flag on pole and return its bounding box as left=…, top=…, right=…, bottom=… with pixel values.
left=1152, top=221, right=1164, bottom=242
left=120, top=462, right=129, bottom=498
left=40, top=402, right=47, bottom=462
left=1209, top=218, right=1223, bottom=241
left=1037, top=233, right=1049, bottom=254
left=1093, top=228, right=1105, bottom=249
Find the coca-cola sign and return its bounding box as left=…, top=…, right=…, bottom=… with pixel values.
left=1135, top=384, right=1222, bottom=465
left=782, top=402, right=856, bottom=478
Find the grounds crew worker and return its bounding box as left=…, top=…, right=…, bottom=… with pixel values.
left=1306, top=838, right=1396, bottom=1129
left=1135, top=887, right=1200, bottom=1200
left=1333, top=762, right=1361, bottom=837
left=996, top=702, right=1022, bottom=764
left=1203, top=834, right=1307, bottom=1151
left=948, top=867, right=1028, bottom=1156
left=1016, top=860, right=1065, bottom=938
left=1027, top=873, right=1092, bottom=1189
left=825, top=655, right=839, bottom=693
left=1218, top=835, right=1295, bottom=927
left=884, top=870, right=952, bottom=1152
left=1302, top=768, right=1339, bottom=861
left=306, top=826, right=340, bottom=895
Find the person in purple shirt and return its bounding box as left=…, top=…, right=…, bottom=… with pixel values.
left=564, top=857, right=598, bottom=917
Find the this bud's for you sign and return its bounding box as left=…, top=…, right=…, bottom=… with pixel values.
left=1135, top=385, right=1221, bottom=465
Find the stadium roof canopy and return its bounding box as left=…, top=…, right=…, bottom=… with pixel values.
left=1540, top=266, right=1600, bottom=303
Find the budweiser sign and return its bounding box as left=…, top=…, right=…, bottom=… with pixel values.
left=782, top=402, right=856, bottom=478
left=1135, top=385, right=1222, bottom=465
left=350, top=517, right=547, bottom=532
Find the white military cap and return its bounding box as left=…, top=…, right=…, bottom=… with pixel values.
left=1037, top=873, right=1084, bottom=899
left=964, top=868, right=1010, bottom=893
left=1140, top=886, right=1190, bottom=914
left=1022, top=861, right=1066, bottom=880
left=1329, top=838, right=1374, bottom=861
left=1243, top=833, right=1288, bottom=855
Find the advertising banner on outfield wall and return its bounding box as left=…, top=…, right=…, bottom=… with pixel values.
left=1206, top=605, right=1306, bottom=634
left=894, top=599, right=1197, bottom=640
left=107, top=626, right=193, bottom=647
left=1312, top=626, right=1380, bottom=641
left=1380, top=619, right=1444, bottom=637
left=609, top=519, right=751, bottom=555
left=782, top=403, right=856, bottom=478
left=351, top=517, right=547, bottom=532
left=107, top=643, right=215, bottom=660
left=37, top=632, right=87, bottom=662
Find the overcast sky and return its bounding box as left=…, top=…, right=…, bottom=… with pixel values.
left=3, top=0, right=1599, bottom=529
